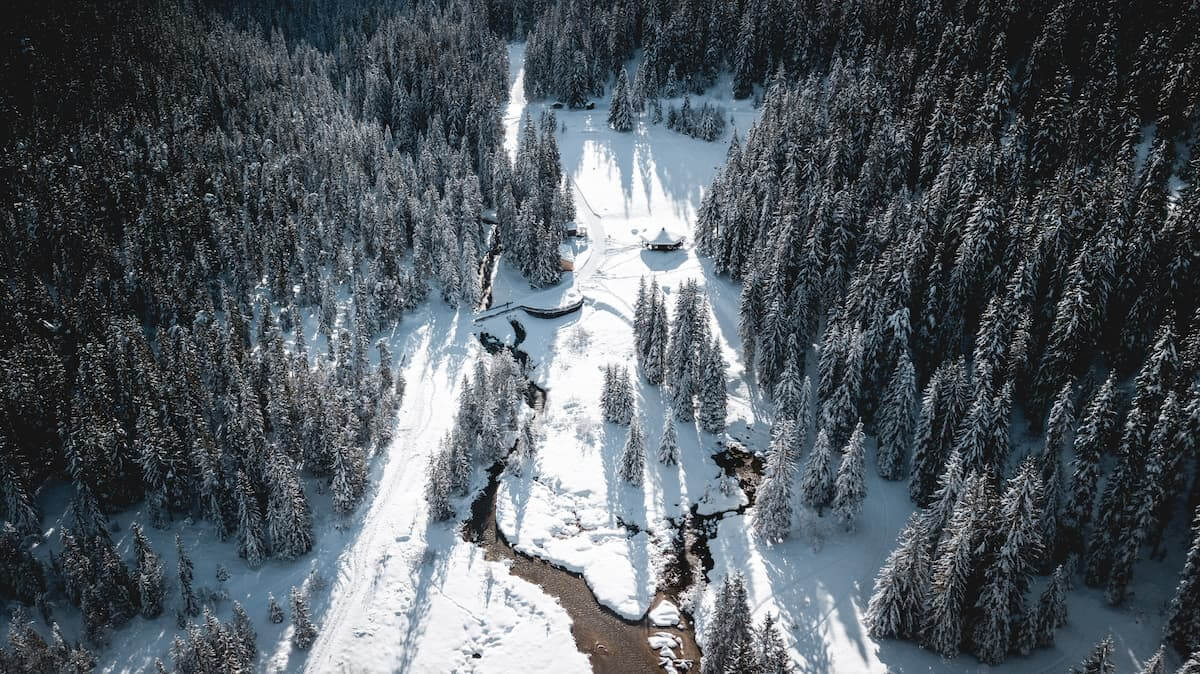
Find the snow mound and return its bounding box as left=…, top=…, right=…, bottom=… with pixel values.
left=649, top=599, right=681, bottom=627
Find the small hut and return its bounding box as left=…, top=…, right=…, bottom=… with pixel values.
left=642, top=228, right=685, bottom=251
left=564, top=221, right=588, bottom=238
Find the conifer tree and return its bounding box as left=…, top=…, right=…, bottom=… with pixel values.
left=176, top=534, right=199, bottom=618
left=754, top=613, right=791, bottom=673
left=1058, top=374, right=1118, bottom=561
left=267, top=593, right=284, bottom=624
left=425, top=445, right=455, bottom=521
left=232, top=601, right=257, bottom=664
left=608, top=68, right=634, bottom=132
left=922, top=475, right=984, bottom=658
left=866, top=515, right=931, bottom=640
left=1137, top=646, right=1166, bottom=674
left=1166, top=507, right=1200, bottom=657
left=236, top=471, right=265, bottom=570
left=619, top=416, right=646, bottom=486
left=800, top=429, right=836, bottom=514
left=289, top=586, right=318, bottom=650
left=132, top=523, right=165, bottom=619
left=909, top=369, right=948, bottom=504
left=877, top=349, right=916, bottom=480
left=755, top=421, right=799, bottom=542
left=698, top=335, right=728, bottom=433
left=1035, top=564, right=1069, bottom=647
left=1073, top=635, right=1115, bottom=674
left=658, top=409, right=679, bottom=465
left=701, top=572, right=753, bottom=674
left=834, top=421, right=867, bottom=531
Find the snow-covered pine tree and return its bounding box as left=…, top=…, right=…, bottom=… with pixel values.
left=425, top=444, right=455, bottom=521
left=645, top=281, right=669, bottom=386
left=267, top=593, right=284, bottom=624
left=231, top=601, right=257, bottom=664
left=1036, top=381, right=1075, bottom=565
left=877, top=348, right=916, bottom=480
left=834, top=421, right=867, bottom=532
left=132, top=523, right=165, bottom=619
left=1035, top=564, right=1069, bottom=647
left=971, top=458, right=1044, bottom=664
left=698, top=335, right=728, bottom=433
left=755, top=421, right=799, bottom=542
left=1166, top=507, right=1200, bottom=657
left=773, top=341, right=806, bottom=421
left=800, top=429, right=837, bottom=514
left=754, top=613, right=791, bottom=673
left=922, top=474, right=986, bottom=658
left=866, top=514, right=931, bottom=641
left=634, top=276, right=649, bottom=358
left=290, top=586, right=318, bottom=650
left=608, top=68, right=634, bottom=132
left=616, top=366, right=635, bottom=425
left=909, top=367, right=948, bottom=504
left=1057, top=374, right=1117, bottom=562
left=619, top=415, right=646, bottom=485
left=1072, top=634, right=1115, bottom=674
left=658, top=409, right=679, bottom=465
left=1136, top=646, right=1166, bottom=674
left=701, top=572, right=753, bottom=674
left=266, top=450, right=313, bottom=560
left=176, top=534, right=199, bottom=618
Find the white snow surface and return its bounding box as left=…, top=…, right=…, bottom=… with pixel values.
left=56, top=40, right=1180, bottom=673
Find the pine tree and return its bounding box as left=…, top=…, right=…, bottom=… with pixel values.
left=425, top=445, right=455, bottom=521
left=1166, top=507, right=1200, bottom=657
left=267, top=593, right=284, bottom=624
left=658, top=409, right=679, bottom=465
left=132, top=523, right=165, bottom=619
left=290, top=586, right=318, bottom=650
left=697, top=335, right=728, bottom=433
left=922, top=475, right=984, bottom=658
left=701, top=572, right=753, bottom=674
left=800, top=429, right=837, bottom=514
left=1035, top=564, right=1069, bottom=647
left=755, top=613, right=791, bottom=673
left=972, top=459, right=1045, bottom=664
left=176, top=534, right=199, bottom=618
left=877, top=349, right=916, bottom=480
left=909, top=369, right=948, bottom=504
left=266, top=450, right=313, bottom=560
left=834, top=421, right=867, bottom=531
left=619, top=415, right=646, bottom=486
left=773, top=346, right=806, bottom=422
left=866, top=515, right=931, bottom=640
left=1138, top=646, right=1166, bottom=674
left=1073, top=635, right=1115, bottom=674
left=236, top=471, right=266, bottom=569
left=1058, top=374, right=1118, bottom=562
left=608, top=68, right=634, bottom=132
left=755, top=421, right=799, bottom=542
left=232, top=601, right=257, bottom=664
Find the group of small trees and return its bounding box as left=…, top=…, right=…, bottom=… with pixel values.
left=699, top=573, right=790, bottom=674
left=498, top=111, right=575, bottom=287
left=426, top=351, right=528, bottom=520
left=665, top=98, right=727, bottom=141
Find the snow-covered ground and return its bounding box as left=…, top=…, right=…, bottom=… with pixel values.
left=483, top=40, right=1179, bottom=673
left=75, top=40, right=1178, bottom=673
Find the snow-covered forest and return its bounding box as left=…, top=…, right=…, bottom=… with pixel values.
left=1, top=0, right=1198, bottom=671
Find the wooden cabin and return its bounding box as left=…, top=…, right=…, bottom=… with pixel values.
left=642, top=227, right=685, bottom=251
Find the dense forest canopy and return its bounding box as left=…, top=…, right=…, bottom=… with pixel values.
left=1, top=0, right=1199, bottom=670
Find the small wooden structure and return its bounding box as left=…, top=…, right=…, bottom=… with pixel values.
left=564, top=222, right=588, bottom=238
left=642, top=227, right=685, bottom=251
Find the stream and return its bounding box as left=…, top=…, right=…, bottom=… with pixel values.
left=466, top=320, right=765, bottom=673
